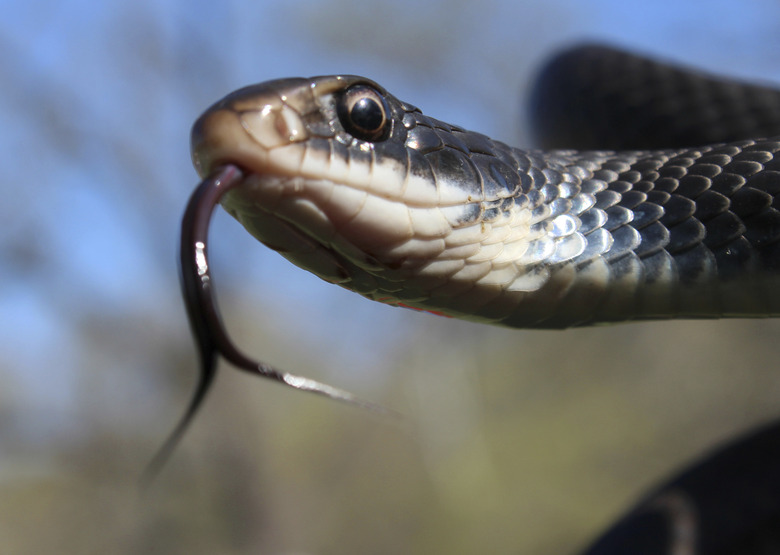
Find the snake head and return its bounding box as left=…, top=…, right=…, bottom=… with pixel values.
left=190, top=76, right=554, bottom=323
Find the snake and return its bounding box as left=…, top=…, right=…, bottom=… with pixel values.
left=188, top=52, right=780, bottom=333
left=146, top=46, right=780, bottom=547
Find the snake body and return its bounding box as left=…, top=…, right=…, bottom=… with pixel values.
left=531, top=45, right=780, bottom=150
left=147, top=45, right=780, bottom=550
left=191, top=53, right=780, bottom=330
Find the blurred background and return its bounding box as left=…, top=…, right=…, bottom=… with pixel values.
left=3, top=0, right=780, bottom=553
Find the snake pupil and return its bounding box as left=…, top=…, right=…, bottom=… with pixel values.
left=352, top=97, right=383, bottom=131
left=337, top=84, right=391, bottom=141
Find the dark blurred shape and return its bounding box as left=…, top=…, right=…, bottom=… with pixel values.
left=580, top=419, right=780, bottom=555
left=529, top=45, right=780, bottom=150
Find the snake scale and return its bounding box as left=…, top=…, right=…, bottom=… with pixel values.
left=189, top=51, right=780, bottom=332
left=148, top=45, right=780, bottom=554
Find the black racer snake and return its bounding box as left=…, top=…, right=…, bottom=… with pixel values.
left=151, top=45, right=780, bottom=554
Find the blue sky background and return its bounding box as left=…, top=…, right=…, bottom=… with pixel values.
left=3, top=1, right=780, bottom=551
left=3, top=0, right=780, bottom=450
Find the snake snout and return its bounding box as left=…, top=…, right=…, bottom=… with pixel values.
left=190, top=80, right=314, bottom=178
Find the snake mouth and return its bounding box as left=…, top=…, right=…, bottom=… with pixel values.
left=191, top=106, right=395, bottom=287
left=190, top=105, right=307, bottom=181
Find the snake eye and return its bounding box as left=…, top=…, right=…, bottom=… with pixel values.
left=337, top=84, right=391, bottom=142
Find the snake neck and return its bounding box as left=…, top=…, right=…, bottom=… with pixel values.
left=193, top=76, right=780, bottom=329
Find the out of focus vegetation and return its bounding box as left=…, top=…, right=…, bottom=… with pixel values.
left=3, top=1, right=780, bottom=554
